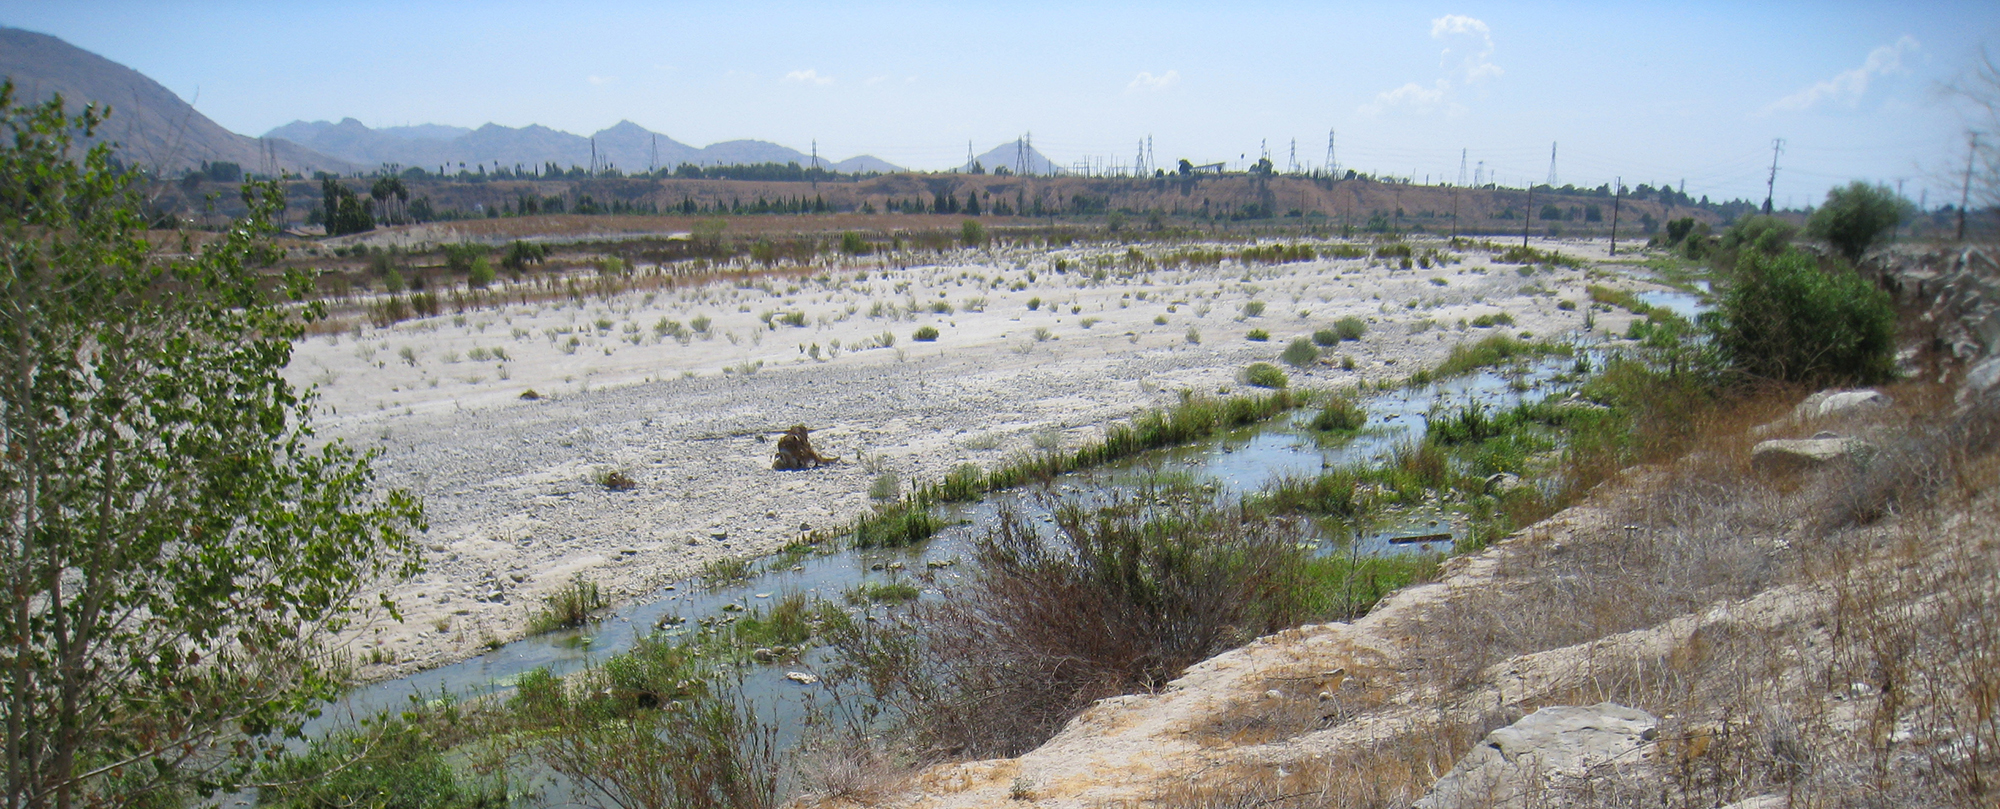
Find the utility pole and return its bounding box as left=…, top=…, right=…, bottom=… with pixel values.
left=589, top=137, right=597, bottom=175
left=1762, top=138, right=1785, bottom=215
left=650, top=134, right=658, bottom=174
left=1523, top=183, right=1535, bottom=249
left=1451, top=187, right=1460, bottom=240
left=812, top=139, right=820, bottom=192
left=1546, top=142, right=1557, bottom=187
left=1610, top=177, right=1624, bottom=256
left=1959, top=133, right=1977, bottom=242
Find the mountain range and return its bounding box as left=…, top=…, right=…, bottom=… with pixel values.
left=0, top=27, right=353, bottom=175
left=264, top=117, right=906, bottom=175
left=1, top=26, right=1067, bottom=179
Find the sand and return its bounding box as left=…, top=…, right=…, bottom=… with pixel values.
left=284, top=236, right=1654, bottom=679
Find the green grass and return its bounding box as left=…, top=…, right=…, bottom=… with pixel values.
left=845, top=580, right=922, bottom=605
left=1433, top=334, right=1572, bottom=378
left=527, top=573, right=607, bottom=634
left=1310, top=394, right=1367, bottom=432
left=913, top=325, right=940, bottom=341
left=1281, top=338, right=1320, bottom=368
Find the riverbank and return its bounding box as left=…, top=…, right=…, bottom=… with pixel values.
left=286, top=235, right=1650, bottom=681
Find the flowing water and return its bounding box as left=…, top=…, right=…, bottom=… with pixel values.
left=285, top=300, right=1721, bottom=804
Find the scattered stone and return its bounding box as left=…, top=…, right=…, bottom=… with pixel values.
left=1414, top=703, right=1658, bottom=809
left=1794, top=388, right=1891, bottom=420
left=709, top=530, right=729, bottom=541
left=518, top=389, right=540, bottom=400
left=784, top=670, right=819, bottom=684
left=1485, top=472, right=1526, bottom=494
left=752, top=647, right=776, bottom=663
left=1752, top=436, right=1872, bottom=474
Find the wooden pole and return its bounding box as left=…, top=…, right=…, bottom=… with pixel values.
left=1609, top=177, right=1623, bottom=256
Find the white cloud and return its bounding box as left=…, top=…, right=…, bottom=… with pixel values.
left=784, top=68, right=834, bottom=85
left=1361, top=79, right=1451, bottom=116
left=1127, top=70, right=1180, bottom=93
left=587, top=75, right=616, bottom=86
left=1431, top=14, right=1501, bottom=83
left=1363, top=14, right=1499, bottom=116
left=1765, top=35, right=1919, bottom=113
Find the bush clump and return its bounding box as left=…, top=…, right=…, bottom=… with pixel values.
left=1241, top=362, right=1289, bottom=389
left=1715, top=249, right=1895, bottom=386
left=1280, top=338, right=1320, bottom=368
left=912, top=325, right=940, bottom=342
left=1806, top=181, right=1909, bottom=263
left=1311, top=394, right=1367, bottom=432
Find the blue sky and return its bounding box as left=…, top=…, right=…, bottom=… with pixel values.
left=4, top=1, right=1995, bottom=207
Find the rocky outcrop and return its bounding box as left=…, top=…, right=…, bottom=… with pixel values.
left=1864, top=246, right=1999, bottom=363
left=1414, top=703, right=1660, bottom=809
left=1752, top=435, right=1872, bottom=474
left=1793, top=388, right=1891, bottom=421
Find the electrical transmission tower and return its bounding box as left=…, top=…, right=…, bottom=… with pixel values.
left=1147, top=136, right=1154, bottom=175
left=1458, top=149, right=1468, bottom=186
left=1546, top=142, right=1558, bottom=187
left=1325, top=129, right=1336, bottom=176
left=1136, top=139, right=1147, bottom=177
left=1288, top=138, right=1298, bottom=174
left=1762, top=138, right=1785, bottom=214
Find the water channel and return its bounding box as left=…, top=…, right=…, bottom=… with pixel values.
left=285, top=288, right=1709, bottom=805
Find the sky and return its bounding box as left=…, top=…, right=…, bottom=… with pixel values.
left=3, top=1, right=1996, bottom=208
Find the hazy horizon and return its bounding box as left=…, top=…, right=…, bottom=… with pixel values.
left=3, top=1, right=1996, bottom=208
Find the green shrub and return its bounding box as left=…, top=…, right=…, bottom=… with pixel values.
left=1312, top=328, right=1340, bottom=347
left=1310, top=395, right=1367, bottom=432
left=1242, top=300, right=1267, bottom=318
left=528, top=573, right=607, bottom=634
left=1280, top=337, right=1320, bottom=368
left=1716, top=215, right=1796, bottom=269
left=840, top=231, right=870, bottom=255
left=913, top=325, right=940, bottom=342
left=1333, top=316, right=1367, bottom=341
left=1027, top=296, right=1042, bottom=311
left=259, top=715, right=503, bottom=809
left=1246, top=329, right=1270, bottom=342
left=1806, top=181, right=1910, bottom=263
left=845, top=580, right=921, bottom=605
left=1715, top=248, right=1895, bottom=386
left=1241, top=362, right=1289, bottom=389
left=1469, top=312, right=1515, bottom=328
left=869, top=471, right=900, bottom=501
left=961, top=220, right=987, bottom=246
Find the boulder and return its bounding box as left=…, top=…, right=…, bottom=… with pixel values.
left=1752, top=437, right=1871, bottom=474
left=1794, top=388, right=1891, bottom=421
left=1414, top=703, right=1658, bottom=809
left=1959, top=355, right=2000, bottom=408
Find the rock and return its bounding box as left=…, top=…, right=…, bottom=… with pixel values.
left=784, top=670, right=819, bottom=685
left=1414, top=703, right=1658, bottom=809
left=751, top=647, right=776, bottom=663
left=1794, top=388, right=1891, bottom=420
left=1752, top=437, right=1872, bottom=474
left=1485, top=472, right=1526, bottom=494
left=1960, top=355, right=2000, bottom=407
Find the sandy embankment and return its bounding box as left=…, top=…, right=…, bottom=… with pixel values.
left=284, top=237, right=1653, bottom=680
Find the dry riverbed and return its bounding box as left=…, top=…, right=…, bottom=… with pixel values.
left=285, top=236, right=1658, bottom=680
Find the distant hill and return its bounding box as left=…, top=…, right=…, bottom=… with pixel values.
left=963, top=139, right=1064, bottom=175
left=0, top=27, right=353, bottom=175
left=266, top=117, right=903, bottom=175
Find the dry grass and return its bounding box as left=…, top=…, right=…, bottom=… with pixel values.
left=1118, top=379, right=1998, bottom=809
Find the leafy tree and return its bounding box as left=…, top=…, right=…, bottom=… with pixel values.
left=0, top=84, right=423, bottom=807
left=1806, top=181, right=1909, bottom=263
left=1177, top=158, right=1194, bottom=177
left=1715, top=248, right=1896, bottom=386
left=1251, top=156, right=1275, bottom=177
left=1714, top=214, right=1796, bottom=269
left=960, top=219, right=987, bottom=247
left=320, top=177, right=374, bottom=236
left=963, top=190, right=981, bottom=216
